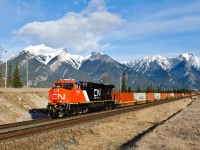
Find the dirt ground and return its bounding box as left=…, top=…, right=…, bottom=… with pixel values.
left=0, top=88, right=49, bottom=124
left=131, top=96, right=200, bottom=150
left=0, top=92, right=197, bottom=150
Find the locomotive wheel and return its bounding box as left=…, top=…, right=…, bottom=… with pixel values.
left=58, top=111, right=65, bottom=117
left=82, top=107, right=88, bottom=113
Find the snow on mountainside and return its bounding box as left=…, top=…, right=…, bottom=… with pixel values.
left=24, top=44, right=84, bottom=69
left=126, top=55, right=171, bottom=74
left=124, top=52, right=200, bottom=72
left=178, top=52, right=200, bottom=69
left=24, top=44, right=63, bottom=64
left=5, top=44, right=200, bottom=90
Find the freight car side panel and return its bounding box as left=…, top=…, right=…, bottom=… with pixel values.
left=166, top=93, right=172, bottom=99
left=134, top=93, right=146, bottom=103
left=112, top=92, right=135, bottom=103
left=170, top=93, right=174, bottom=98
left=160, top=93, right=168, bottom=100
left=174, top=93, right=183, bottom=98
left=146, top=93, right=155, bottom=102
left=154, top=93, right=161, bottom=101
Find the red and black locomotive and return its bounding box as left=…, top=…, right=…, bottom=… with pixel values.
left=47, top=79, right=115, bottom=117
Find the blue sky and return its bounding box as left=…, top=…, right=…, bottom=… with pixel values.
left=0, top=0, right=200, bottom=61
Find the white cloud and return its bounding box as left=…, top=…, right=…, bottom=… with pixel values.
left=17, top=0, right=122, bottom=53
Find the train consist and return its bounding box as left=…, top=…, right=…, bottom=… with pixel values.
left=47, top=79, right=193, bottom=117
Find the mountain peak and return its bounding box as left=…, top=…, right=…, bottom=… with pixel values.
left=87, top=51, right=114, bottom=63
left=91, top=51, right=103, bottom=57
left=178, top=52, right=200, bottom=68
left=179, top=52, right=195, bottom=61
left=24, top=44, right=65, bottom=56
left=23, top=44, right=67, bottom=64
left=151, top=55, right=165, bottom=61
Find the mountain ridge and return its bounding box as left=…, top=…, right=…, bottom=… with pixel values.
left=2, top=44, right=200, bottom=91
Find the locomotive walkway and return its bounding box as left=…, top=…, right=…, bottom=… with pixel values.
left=0, top=97, right=193, bottom=143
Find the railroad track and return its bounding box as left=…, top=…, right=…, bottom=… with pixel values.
left=0, top=97, right=194, bottom=142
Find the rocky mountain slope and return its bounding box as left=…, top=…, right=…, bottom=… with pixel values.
left=1, top=44, right=200, bottom=90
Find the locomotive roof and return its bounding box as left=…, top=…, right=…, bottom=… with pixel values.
left=77, top=81, right=115, bottom=88
left=55, top=79, right=115, bottom=88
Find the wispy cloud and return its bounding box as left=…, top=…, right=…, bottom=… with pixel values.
left=110, top=1, right=200, bottom=42
left=148, top=1, right=200, bottom=20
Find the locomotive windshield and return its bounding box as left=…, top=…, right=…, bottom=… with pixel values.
left=63, top=83, right=74, bottom=90
left=54, top=83, right=62, bottom=87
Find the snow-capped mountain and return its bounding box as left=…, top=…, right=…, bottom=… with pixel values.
left=2, top=44, right=200, bottom=90
left=24, top=44, right=63, bottom=64
left=178, top=52, right=200, bottom=70
left=123, top=52, right=200, bottom=90
left=24, top=44, right=84, bottom=69
left=124, top=52, right=200, bottom=72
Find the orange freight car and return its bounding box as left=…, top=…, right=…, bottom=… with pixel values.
left=166, top=93, right=173, bottom=99
left=184, top=93, right=191, bottom=97
left=160, top=93, right=168, bottom=100
left=146, top=93, right=155, bottom=102
left=112, top=92, right=135, bottom=106
left=174, top=93, right=184, bottom=98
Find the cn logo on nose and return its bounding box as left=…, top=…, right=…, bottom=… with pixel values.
left=53, top=94, right=66, bottom=100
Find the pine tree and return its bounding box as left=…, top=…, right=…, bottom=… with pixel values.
left=156, top=84, right=162, bottom=93
left=121, top=72, right=127, bottom=92
left=145, top=85, right=150, bottom=93
left=128, top=86, right=133, bottom=92
left=13, top=62, right=23, bottom=88
left=136, top=86, right=141, bottom=92
left=7, top=64, right=13, bottom=87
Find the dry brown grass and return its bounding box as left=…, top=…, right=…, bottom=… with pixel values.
left=0, top=97, right=194, bottom=150
left=133, top=97, right=200, bottom=150
left=0, top=88, right=48, bottom=124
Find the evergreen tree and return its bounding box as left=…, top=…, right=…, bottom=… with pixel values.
left=146, top=85, right=150, bottom=93
left=121, top=72, right=127, bottom=92
left=156, top=84, right=162, bottom=93
left=128, top=86, right=133, bottom=92
left=13, top=62, right=23, bottom=88
left=136, top=86, right=141, bottom=92
left=7, top=64, right=13, bottom=87
left=150, top=83, right=154, bottom=92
